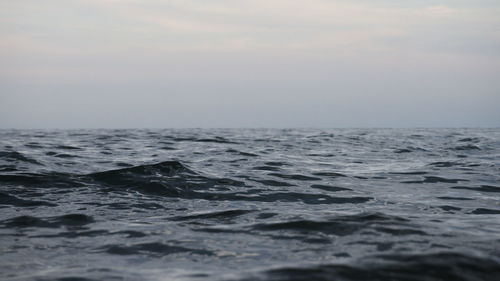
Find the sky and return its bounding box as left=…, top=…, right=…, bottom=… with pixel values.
left=1, top=0, right=499, bottom=128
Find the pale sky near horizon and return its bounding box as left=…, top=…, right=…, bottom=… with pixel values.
left=1, top=0, right=499, bottom=128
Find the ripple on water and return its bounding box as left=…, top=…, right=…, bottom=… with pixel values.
left=0, top=129, right=499, bottom=281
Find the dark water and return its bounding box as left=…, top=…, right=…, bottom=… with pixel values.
left=1, top=129, right=500, bottom=281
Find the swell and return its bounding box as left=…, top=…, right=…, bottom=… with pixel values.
left=0, top=173, right=84, bottom=188
left=99, top=242, right=213, bottom=257
left=195, top=212, right=421, bottom=239
left=0, top=151, right=41, bottom=165
left=240, top=252, right=500, bottom=281
left=0, top=161, right=370, bottom=205
left=0, top=192, right=57, bottom=207
left=3, top=214, right=94, bottom=228
left=83, top=160, right=246, bottom=199
left=0, top=160, right=240, bottom=193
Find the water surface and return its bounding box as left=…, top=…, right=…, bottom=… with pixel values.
left=1, top=129, right=499, bottom=280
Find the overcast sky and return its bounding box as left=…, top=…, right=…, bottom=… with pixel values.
left=1, top=0, right=499, bottom=128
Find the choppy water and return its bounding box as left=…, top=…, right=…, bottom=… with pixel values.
left=1, top=129, right=500, bottom=281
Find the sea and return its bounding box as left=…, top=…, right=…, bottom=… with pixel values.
left=1, top=128, right=499, bottom=281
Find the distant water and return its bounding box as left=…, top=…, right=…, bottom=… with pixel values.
left=1, top=129, right=500, bottom=281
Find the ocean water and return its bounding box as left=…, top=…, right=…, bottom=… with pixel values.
left=1, top=128, right=500, bottom=281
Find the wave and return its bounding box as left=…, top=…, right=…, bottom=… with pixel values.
left=196, top=213, right=415, bottom=239
left=250, top=213, right=414, bottom=236
left=172, top=136, right=239, bottom=144
left=0, top=192, right=57, bottom=207
left=402, top=176, right=467, bottom=184
left=81, top=161, right=368, bottom=204
left=3, top=214, right=94, bottom=228
left=0, top=160, right=371, bottom=205
left=84, top=160, right=246, bottom=199
left=310, top=184, right=352, bottom=192
left=170, top=209, right=255, bottom=221
left=239, top=252, right=500, bottom=281
left=99, top=242, right=213, bottom=257
left=450, top=185, right=500, bottom=193
left=0, top=172, right=82, bottom=188
left=311, top=171, right=348, bottom=177
left=452, top=144, right=481, bottom=151
left=0, top=151, right=41, bottom=165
